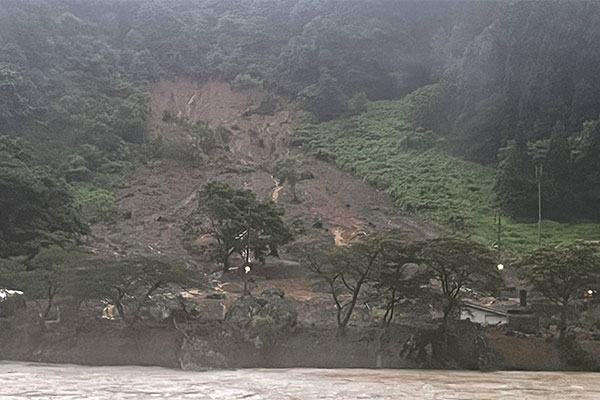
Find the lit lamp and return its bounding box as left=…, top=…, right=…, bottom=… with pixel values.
left=497, top=263, right=505, bottom=271
left=243, top=264, right=251, bottom=297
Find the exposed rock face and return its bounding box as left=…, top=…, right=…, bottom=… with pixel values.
left=179, top=336, right=228, bottom=371
left=399, top=321, right=502, bottom=370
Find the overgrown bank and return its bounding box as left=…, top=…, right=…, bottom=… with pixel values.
left=294, top=95, right=600, bottom=255
left=0, top=298, right=585, bottom=372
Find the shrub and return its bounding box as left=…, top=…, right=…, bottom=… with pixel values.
left=231, top=73, right=263, bottom=91
left=74, top=184, right=120, bottom=226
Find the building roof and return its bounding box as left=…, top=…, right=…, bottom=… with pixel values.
left=462, top=301, right=508, bottom=317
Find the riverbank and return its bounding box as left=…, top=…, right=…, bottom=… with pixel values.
left=0, top=307, right=593, bottom=372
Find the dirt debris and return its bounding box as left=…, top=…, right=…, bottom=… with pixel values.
left=88, top=78, right=437, bottom=306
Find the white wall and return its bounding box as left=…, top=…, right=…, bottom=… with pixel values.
left=461, top=307, right=507, bottom=326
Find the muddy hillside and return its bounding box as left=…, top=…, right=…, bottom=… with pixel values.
left=90, top=79, right=436, bottom=260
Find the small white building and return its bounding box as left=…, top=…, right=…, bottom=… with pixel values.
left=461, top=301, right=508, bottom=326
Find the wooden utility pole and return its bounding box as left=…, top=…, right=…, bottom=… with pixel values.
left=497, top=211, right=502, bottom=251
left=535, top=164, right=543, bottom=247
left=243, top=208, right=251, bottom=297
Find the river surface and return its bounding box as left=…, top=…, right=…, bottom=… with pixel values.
left=1, top=362, right=599, bottom=399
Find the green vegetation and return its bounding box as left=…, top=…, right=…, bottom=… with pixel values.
left=274, top=155, right=304, bottom=203
left=300, top=232, right=502, bottom=332
left=418, top=237, right=500, bottom=326
left=1, top=2, right=600, bottom=343
left=0, top=136, right=88, bottom=258
left=519, top=241, right=600, bottom=341
left=295, top=97, right=600, bottom=254
left=197, top=182, right=294, bottom=272
left=73, top=184, right=120, bottom=226
left=0, top=247, right=201, bottom=321
left=295, top=98, right=492, bottom=230
left=300, top=233, right=396, bottom=333
left=1, top=0, right=599, bottom=258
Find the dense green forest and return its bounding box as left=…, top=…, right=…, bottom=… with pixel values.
left=2, top=0, right=600, bottom=257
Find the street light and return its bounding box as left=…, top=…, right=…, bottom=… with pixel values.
left=243, top=263, right=251, bottom=297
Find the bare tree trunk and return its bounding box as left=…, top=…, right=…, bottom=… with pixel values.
left=43, top=286, right=56, bottom=318
left=338, top=282, right=364, bottom=335
left=132, top=283, right=162, bottom=323
left=559, top=303, right=568, bottom=342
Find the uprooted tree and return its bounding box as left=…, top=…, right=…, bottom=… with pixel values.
left=197, top=182, right=293, bottom=272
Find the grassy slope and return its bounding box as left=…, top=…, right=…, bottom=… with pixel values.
left=294, top=93, right=600, bottom=255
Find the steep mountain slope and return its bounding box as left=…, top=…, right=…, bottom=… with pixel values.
left=89, top=79, right=436, bottom=269
left=296, top=93, right=600, bottom=254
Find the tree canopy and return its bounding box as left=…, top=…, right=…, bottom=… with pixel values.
left=197, top=182, right=293, bottom=272
left=274, top=155, right=304, bottom=202
left=418, top=236, right=501, bottom=325
left=0, top=136, right=88, bottom=258
left=300, top=231, right=415, bottom=332
left=519, top=241, right=600, bottom=340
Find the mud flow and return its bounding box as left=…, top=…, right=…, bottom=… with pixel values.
left=1, top=362, right=599, bottom=400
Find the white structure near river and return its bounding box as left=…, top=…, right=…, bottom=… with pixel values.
left=461, top=301, right=508, bottom=326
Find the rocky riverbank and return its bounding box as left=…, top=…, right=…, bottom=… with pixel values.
left=1, top=291, right=596, bottom=372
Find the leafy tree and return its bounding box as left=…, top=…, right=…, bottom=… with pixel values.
left=569, top=79, right=598, bottom=133
left=543, top=122, right=573, bottom=221
left=274, top=155, right=304, bottom=202
left=231, top=73, right=263, bottom=91
left=347, top=92, right=368, bottom=115
left=64, top=154, right=92, bottom=182
left=572, top=120, right=600, bottom=220
left=11, top=246, right=88, bottom=317
left=494, top=136, right=537, bottom=220
left=372, top=241, right=425, bottom=327
left=0, top=61, right=34, bottom=125
left=89, top=256, right=201, bottom=322
left=301, top=232, right=398, bottom=333
left=0, top=136, right=88, bottom=258
left=519, top=241, right=600, bottom=341
left=197, top=182, right=293, bottom=272
left=0, top=249, right=201, bottom=321
left=297, top=69, right=348, bottom=121
left=418, top=236, right=501, bottom=327
left=177, top=121, right=231, bottom=158
left=73, top=184, right=120, bottom=226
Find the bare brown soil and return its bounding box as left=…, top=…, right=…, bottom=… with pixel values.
left=89, top=78, right=436, bottom=310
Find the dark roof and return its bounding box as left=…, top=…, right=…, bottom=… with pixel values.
left=462, top=301, right=508, bottom=317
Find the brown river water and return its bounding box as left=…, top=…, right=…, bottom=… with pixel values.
left=1, top=362, right=599, bottom=399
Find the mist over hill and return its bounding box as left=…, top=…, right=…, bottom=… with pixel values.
left=2, top=0, right=599, bottom=230
left=3, top=0, right=600, bottom=374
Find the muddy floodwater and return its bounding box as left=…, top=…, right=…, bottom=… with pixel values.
left=1, top=362, right=600, bottom=399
